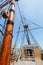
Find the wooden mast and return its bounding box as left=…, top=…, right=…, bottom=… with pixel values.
left=0, top=0, right=15, bottom=65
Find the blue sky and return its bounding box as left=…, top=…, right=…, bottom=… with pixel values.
left=0, top=0, right=43, bottom=49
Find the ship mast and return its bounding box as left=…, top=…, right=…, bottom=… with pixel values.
left=24, top=24, right=31, bottom=45
left=0, top=0, right=19, bottom=65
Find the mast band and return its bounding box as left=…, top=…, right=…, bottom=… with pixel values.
left=7, top=20, right=14, bottom=25
left=11, top=2, right=15, bottom=6
left=10, top=9, right=15, bottom=13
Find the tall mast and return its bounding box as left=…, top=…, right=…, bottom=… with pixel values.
left=24, top=24, right=31, bottom=45
left=0, top=0, right=19, bottom=65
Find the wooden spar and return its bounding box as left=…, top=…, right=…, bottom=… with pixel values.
left=0, top=0, right=15, bottom=65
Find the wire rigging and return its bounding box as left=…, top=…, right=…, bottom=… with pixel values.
left=0, top=24, right=5, bottom=35
left=0, top=30, right=4, bottom=35
left=0, top=0, right=7, bottom=5
left=29, top=29, right=38, bottom=44
left=12, top=22, right=22, bottom=52
left=0, top=19, right=7, bottom=45
left=0, top=0, right=3, bottom=2
left=24, top=17, right=43, bottom=29
left=0, top=2, right=11, bottom=36
left=17, top=2, right=43, bottom=31
left=0, top=0, right=11, bottom=5
left=16, top=2, right=42, bottom=46
left=16, top=2, right=30, bottom=45
left=14, top=26, right=20, bottom=46
left=16, top=2, right=24, bottom=25
left=20, top=32, right=25, bottom=47
left=16, top=2, right=43, bottom=30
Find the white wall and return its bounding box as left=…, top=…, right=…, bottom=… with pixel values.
left=10, top=60, right=43, bottom=65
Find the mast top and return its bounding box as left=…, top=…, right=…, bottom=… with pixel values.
left=24, top=24, right=28, bottom=29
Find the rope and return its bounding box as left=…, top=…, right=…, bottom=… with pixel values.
left=16, top=2, right=24, bottom=26
left=0, top=0, right=11, bottom=9
left=0, top=0, right=8, bottom=6
left=0, top=30, right=4, bottom=35
left=14, top=26, right=20, bottom=46
left=24, top=17, right=43, bottom=29
left=20, top=32, right=25, bottom=47
left=12, top=24, right=21, bottom=53
left=0, top=0, right=3, bottom=2
left=29, top=29, right=38, bottom=44
left=17, top=3, right=36, bottom=45
left=0, top=0, right=11, bottom=6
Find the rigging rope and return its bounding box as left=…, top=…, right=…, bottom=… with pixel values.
left=0, top=0, right=11, bottom=5
left=16, top=2, right=24, bottom=25
left=17, top=2, right=29, bottom=44
left=12, top=24, right=21, bottom=62
left=24, top=17, right=43, bottom=29
left=12, top=27, right=42, bottom=34
left=0, top=0, right=3, bottom=2
left=16, top=2, right=42, bottom=45
left=0, top=0, right=7, bottom=5
left=12, top=23, right=21, bottom=53
left=0, top=2, right=11, bottom=36
left=0, top=30, right=4, bottom=35
left=20, top=32, right=25, bottom=47
left=14, top=26, right=20, bottom=46
left=29, top=29, right=38, bottom=44
left=17, top=2, right=38, bottom=45
left=0, top=0, right=11, bottom=9
left=17, top=2, right=43, bottom=30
